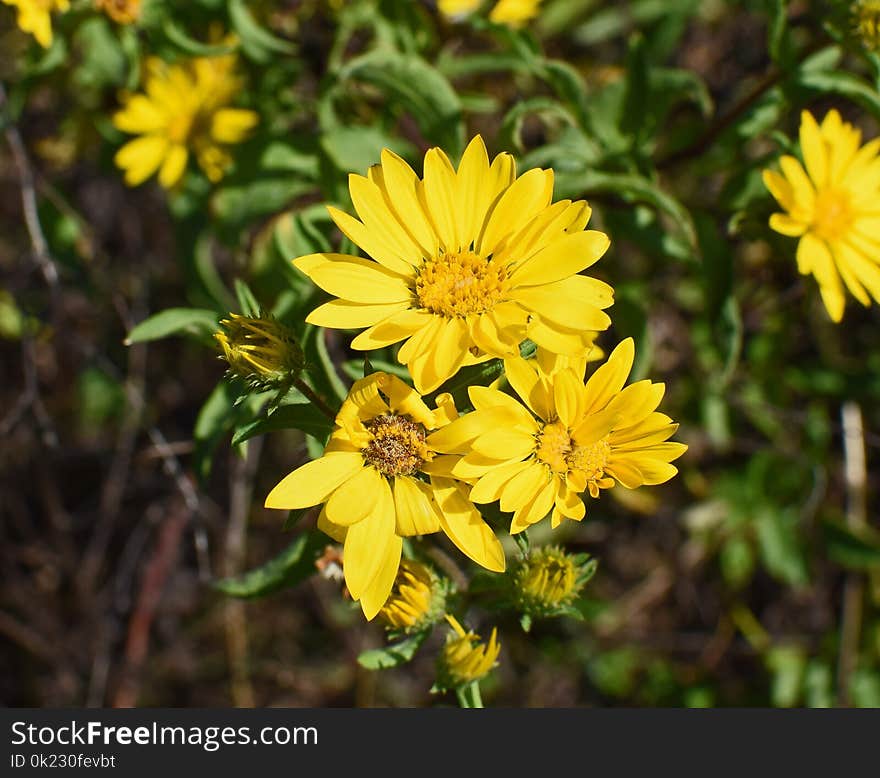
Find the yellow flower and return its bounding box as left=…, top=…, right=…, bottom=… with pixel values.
left=855, top=1, right=880, bottom=50
left=214, top=313, right=303, bottom=389
left=438, top=0, right=541, bottom=27
left=437, top=615, right=500, bottom=688
left=293, top=136, right=613, bottom=394
left=763, top=109, right=880, bottom=322
left=113, top=52, right=259, bottom=188
left=264, top=372, right=505, bottom=620
left=378, top=559, right=445, bottom=632
left=489, top=0, right=542, bottom=27
left=431, top=338, right=687, bottom=533
left=95, top=0, right=141, bottom=25
left=515, top=545, right=595, bottom=619
left=2, top=0, right=69, bottom=48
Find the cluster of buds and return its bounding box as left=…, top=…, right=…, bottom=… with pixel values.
left=214, top=313, right=304, bottom=391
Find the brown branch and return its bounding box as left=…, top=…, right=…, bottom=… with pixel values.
left=0, top=82, right=59, bottom=291
left=837, top=401, right=867, bottom=707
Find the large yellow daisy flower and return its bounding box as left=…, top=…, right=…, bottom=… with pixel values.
left=264, top=372, right=505, bottom=619
left=428, top=338, right=687, bottom=533
left=2, top=0, right=69, bottom=48
left=763, top=109, right=880, bottom=322
left=293, top=136, right=613, bottom=394
left=113, top=52, right=258, bottom=188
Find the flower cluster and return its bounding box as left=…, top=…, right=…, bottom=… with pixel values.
left=265, top=136, right=687, bottom=643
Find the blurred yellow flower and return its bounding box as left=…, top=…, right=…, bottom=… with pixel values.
left=95, top=0, right=141, bottom=25
left=855, top=0, right=880, bottom=50
left=293, top=135, right=613, bottom=393
left=489, top=0, right=542, bottom=27
left=432, top=338, right=687, bottom=533
left=438, top=0, right=542, bottom=27
left=264, top=372, right=505, bottom=620
left=763, top=109, right=880, bottom=322
left=112, top=52, right=258, bottom=188
left=2, top=0, right=69, bottom=48
left=438, top=615, right=499, bottom=688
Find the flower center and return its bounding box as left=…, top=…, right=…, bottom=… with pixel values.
left=567, top=437, right=611, bottom=481
left=362, top=414, right=428, bottom=477
left=535, top=420, right=572, bottom=473
left=415, top=251, right=508, bottom=317
left=813, top=189, right=853, bottom=241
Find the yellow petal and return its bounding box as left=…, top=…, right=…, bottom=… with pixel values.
left=324, top=465, right=383, bottom=526
left=769, top=213, right=808, bottom=237
left=472, top=427, right=537, bottom=460
left=350, top=309, right=432, bottom=350
left=477, top=168, right=553, bottom=255
left=158, top=144, right=188, bottom=189
left=306, top=300, right=409, bottom=329
left=308, top=256, right=412, bottom=303
left=393, top=476, right=442, bottom=536
left=265, top=452, right=365, bottom=509
left=358, top=534, right=403, bottom=620
left=376, top=149, right=440, bottom=258
left=468, top=459, right=532, bottom=503
left=422, top=147, right=461, bottom=251
left=582, top=338, right=635, bottom=415
left=114, top=135, right=169, bottom=186
left=553, top=368, right=586, bottom=428
left=432, top=478, right=506, bottom=572
left=455, top=135, right=492, bottom=245
left=210, top=108, right=259, bottom=144
left=427, top=406, right=525, bottom=453
left=799, top=110, right=827, bottom=191
left=510, top=230, right=610, bottom=287
left=510, top=476, right=556, bottom=533
left=326, top=205, right=415, bottom=276
left=798, top=234, right=844, bottom=321
left=499, top=461, right=550, bottom=512
left=343, top=481, right=396, bottom=599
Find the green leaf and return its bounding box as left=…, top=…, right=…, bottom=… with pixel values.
left=766, top=645, right=806, bottom=708
left=337, top=50, right=464, bottom=156
left=582, top=170, right=697, bottom=249
left=357, top=632, right=429, bottom=670
left=228, top=0, right=296, bottom=63
left=161, top=18, right=238, bottom=58
left=320, top=125, right=415, bottom=176
left=214, top=530, right=327, bottom=598
left=822, top=519, right=880, bottom=570
left=232, top=402, right=334, bottom=446
left=755, top=507, right=809, bottom=587
left=125, top=308, right=220, bottom=345
left=795, top=70, right=880, bottom=123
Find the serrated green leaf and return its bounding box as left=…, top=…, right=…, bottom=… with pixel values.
left=125, top=308, right=219, bottom=345
left=214, top=530, right=327, bottom=598
left=232, top=402, right=334, bottom=446
left=357, top=632, right=429, bottom=670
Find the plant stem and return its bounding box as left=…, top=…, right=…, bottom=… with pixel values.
left=469, top=681, right=484, bottom=709
left=292, top=376, right=338, bottom=421
left=456, top=686, right=472, bottom=709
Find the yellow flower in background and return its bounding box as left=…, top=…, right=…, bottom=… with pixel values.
left=489, top=0, right=542, bottom=27
left=437, top=615, right=500, bottom=688
left=113, top=52, right=259, bottom=188
left=431, top=338, right=687, bottom=533
left=95, top=0, right=141, bottom=25
left=763, top=109, right=880, bottom=322
left=264, top=372, right=505, bottom=620
left=378, top=559, right=445, bottom=632
left=2, top=0, right=69, bottom=48
left=855, top=0, right=880, bottom=50
left=438, top=0, right=541, bottom=27
left=294, top=135, right=613, bottom=394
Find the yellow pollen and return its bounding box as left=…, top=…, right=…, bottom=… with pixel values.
left=535, top=421, right=572, bottom=473
left=415, top=250, right=508, bottom=317
left=362, top=414, right=428, bottom=477
left=813, top=189, right=853, bottom=241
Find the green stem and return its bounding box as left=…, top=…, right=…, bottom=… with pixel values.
left=469, top=681, right=484, bottom=709
left=292, top=376, right=337, bottom=422
left=455, top=686, right=472, bottom=709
